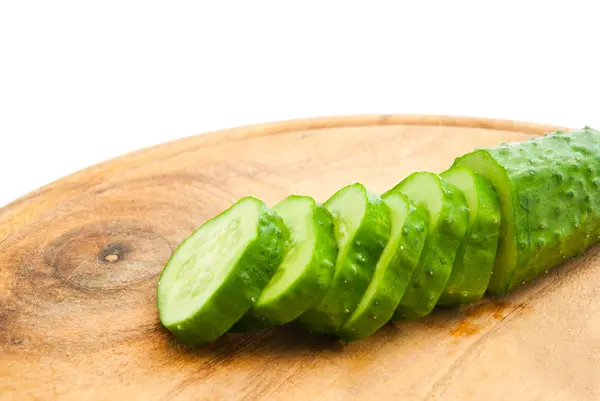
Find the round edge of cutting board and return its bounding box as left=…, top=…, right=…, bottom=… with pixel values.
left=0, top=114, right=566, bottom=233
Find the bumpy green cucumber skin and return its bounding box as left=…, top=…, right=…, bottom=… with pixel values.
left=337, top=193, right=429, bottom=341
left=157, top=197, right=289, bottom=345
left=437, top=168, right=501, bottom=306
left=231, top=197, right=338, bottom=332
left=455, top=127, right=600, bottom=294
left=387, top=172, right=470, bottom=320
left=299, top=183, right=391, bottom=334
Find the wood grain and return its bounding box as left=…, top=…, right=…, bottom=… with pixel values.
left=1, top=115, right=598, bottom=401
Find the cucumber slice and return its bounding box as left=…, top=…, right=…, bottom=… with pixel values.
left=454, top=127, right=600, bottom=294
left=337, top=193, right=429, bottom=341
left=157, top=197, right=288, bottom=345
left=386, top=172, right=469, bottom=320
left=232, top=196, right=338, bottom=331
left=437, top=167, right=501, bottom=306
left=299, top=183, right=391, bottom=333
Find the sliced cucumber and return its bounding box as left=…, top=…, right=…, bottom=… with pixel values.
left=337, top=193, right=429, bottom=341
left=232, top=196, right=338, bottom=331
left=157, top=197, right=288, bottom=345
left=386, top=172, right=469, bottom=320
left=299, top=183, right=390, bottom=333
left=437, top=167, right=501, bottom=306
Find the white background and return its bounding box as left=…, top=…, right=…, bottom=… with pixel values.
left=1, top=1, right=599, bottom=207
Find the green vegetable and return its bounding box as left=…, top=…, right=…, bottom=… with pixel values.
left=454, top=127, right=600, bottom=294
left=299, top=183, right=390, bottom=333
left=157, top=126, right=600, bottom=345
left=156, top=197, right=288, bottom=345
left=232, top=195, right=337, bottom=332
left=337, top=193, right=428, bottom=341
left=386, top=172, right=469, bottom=320
left=437, top=167, right=501, bottom=306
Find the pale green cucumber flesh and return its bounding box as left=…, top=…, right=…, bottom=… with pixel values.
left=438, top=167, right=501, bottom=306
left=455, top=128, right=600, bottom=293
left=338, top=193, right=428, bottom=341
left=232, top=195, right=337, bottom=331
left=299, top=183, right=390, bottom=333
left=156, top=197, right=288, bottom=345
left=386, top=172, right=469, bottom=320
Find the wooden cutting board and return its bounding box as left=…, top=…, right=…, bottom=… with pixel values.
left=1, top=115, right=599, bottom=401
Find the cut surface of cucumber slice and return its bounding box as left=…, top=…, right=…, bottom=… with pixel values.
left=386, top=172, right=469, bottom=320
left=437, top=167, right=501, bottom=306
left=157, top=196, right=288, bottom=345
left=299, top=183, right=390, bottom=333
left=232, top=195, right=337, bottom=331
left=338, top=193, right=428, bottom=341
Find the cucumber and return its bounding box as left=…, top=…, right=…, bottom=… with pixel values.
left=454, top=127, right=600, bottom=294
left=386, top=172, right=469, bottom=320
left=232, top=196, right=338, bottom=332
left=156, top=196, right=288, bottom=345
left=337, top=193, right=429, bottom=341
left=156, top=126, right=600, bottom=345
left=437, top=167, right=501, bottom=306
left=299, top=183, right=391, bottom=333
